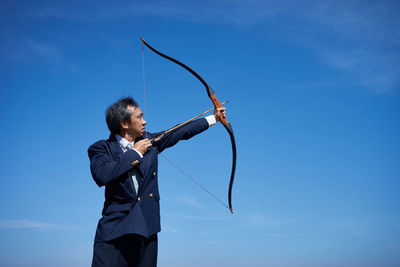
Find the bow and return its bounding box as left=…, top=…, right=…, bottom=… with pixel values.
left=140, top=37, right=237, bottom=213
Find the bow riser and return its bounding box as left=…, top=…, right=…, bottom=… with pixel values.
left=210, top=93, right=229, bottom=125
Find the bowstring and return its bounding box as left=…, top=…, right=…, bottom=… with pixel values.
left=141, top=40, right=148, bottom=139
left=140, top=39, right=229, bottom=211
left=159, top=153, right=229, bottom=210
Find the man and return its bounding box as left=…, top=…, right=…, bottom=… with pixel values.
left=88, top=97, right=225, bottom=267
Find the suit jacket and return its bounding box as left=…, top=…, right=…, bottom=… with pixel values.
left=88, top=118, right=209, bottom=241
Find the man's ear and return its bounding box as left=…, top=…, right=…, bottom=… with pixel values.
left=120, top=121, right=129, bottom=129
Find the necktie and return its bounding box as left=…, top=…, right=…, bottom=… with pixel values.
left=126, top=143, right=143, bottom=194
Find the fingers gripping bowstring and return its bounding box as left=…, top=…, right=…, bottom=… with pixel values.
left=140, top=39, right=229, bottom=211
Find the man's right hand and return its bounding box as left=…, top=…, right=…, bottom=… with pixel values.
left=133, top=138, right=152, bottom=155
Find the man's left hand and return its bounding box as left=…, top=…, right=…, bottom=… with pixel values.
left=214, top=107, right=226, bottom=122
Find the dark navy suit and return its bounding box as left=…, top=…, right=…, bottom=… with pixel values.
left=88, top=118, right=209, bottom=266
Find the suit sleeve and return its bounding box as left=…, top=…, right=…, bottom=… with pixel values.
left=155, top=118, right=209, bottom=153
left=88, top=141, right=142, bottom=187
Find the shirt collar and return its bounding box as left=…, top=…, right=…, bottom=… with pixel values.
left=115, top=134, right=133, bottom=149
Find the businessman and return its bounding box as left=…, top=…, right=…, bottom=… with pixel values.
left=88, top=97, right=225, bottom=267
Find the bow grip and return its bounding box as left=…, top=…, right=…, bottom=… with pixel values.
left=210, top=94, right=228, bottom=125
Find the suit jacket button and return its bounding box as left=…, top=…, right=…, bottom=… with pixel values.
left=153, top=172, right=156, bottom=176
left=149, top=193, right=153, bottom=198
left=137, top=197, right=141, bottom=201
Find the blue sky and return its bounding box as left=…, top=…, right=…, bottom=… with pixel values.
left=0, top=0, right=399, bottom=266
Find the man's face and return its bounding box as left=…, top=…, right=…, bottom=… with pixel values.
left=124, top=106, right=146, bottom=138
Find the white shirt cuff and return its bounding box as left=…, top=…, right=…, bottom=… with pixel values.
left=205, top=115, right=217, bottom=126
left=132, top=148, right=143, bottom=158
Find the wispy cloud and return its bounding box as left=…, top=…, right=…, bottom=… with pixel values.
left=298, top=1, right=400, bottom=94
left=149, top=1, right=400, bottom=94
left=262, top=232, right=302, bottom=238
left=0, top=218, right=78, bottom=231
left=19, top=1, right=291, bottom=25
left=162, top=212, right=229, bottom=221
left=244, top=213, right=296, bottom=229
left=1, top=37, right=63, bottom=63
left=5, top=0, right=399, bottom=93
left=171, top=194, right=206, bottom=210
left=162, top=226, right=181, bottom=233
left=25, top=39, right=63, bottom=61
left=317, top=46, right=399, bottom=94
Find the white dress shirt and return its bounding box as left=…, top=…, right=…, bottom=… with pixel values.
left=115, top=135, right=143, bottom=194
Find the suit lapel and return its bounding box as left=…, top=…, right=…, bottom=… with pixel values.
left=108, top=135, right=123, bottom=157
